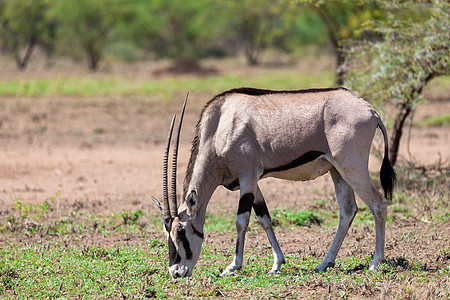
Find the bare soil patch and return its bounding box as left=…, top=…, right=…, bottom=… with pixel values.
left=0, top=94, right=447, bottom=212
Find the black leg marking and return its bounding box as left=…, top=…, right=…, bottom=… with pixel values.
left=237, top=193, right=255, bottom=215
left=253, top=200, right=270, bottom=218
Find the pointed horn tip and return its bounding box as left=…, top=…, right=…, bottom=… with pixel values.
left=169, top=93, right=189, bottom=218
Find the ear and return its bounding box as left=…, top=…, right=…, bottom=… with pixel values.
left=151, top=196, right=164, bottom=214
left=186, top=191, right=199, bottom=217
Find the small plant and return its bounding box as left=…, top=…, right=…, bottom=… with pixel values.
left=12, top=191, right=60, bottom=220
left=119, top=209, right=144, bottom=225
left=271, top=208, right=322, bottom=227
left=148, top=239, right=165, bottom=249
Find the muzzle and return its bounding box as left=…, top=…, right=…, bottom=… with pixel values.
left=169, top=264, right=190, bottom=278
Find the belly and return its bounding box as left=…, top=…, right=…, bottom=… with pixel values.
left=261, top=157, right=332, bottom=181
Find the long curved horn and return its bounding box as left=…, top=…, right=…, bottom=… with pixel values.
left=170, top=93, right=189, bottom=218
left=163, top=114, right=177, bottom=219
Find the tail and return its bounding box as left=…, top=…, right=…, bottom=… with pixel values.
left=378, top=122, right=396, bottom=201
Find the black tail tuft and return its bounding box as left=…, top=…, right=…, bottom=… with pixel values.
left=380, top=155, right=396, bottom=201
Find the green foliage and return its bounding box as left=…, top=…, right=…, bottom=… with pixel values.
left=301, top=0, right=386, bottom=40
left=124, top=0, right=225, bottom=59
left=345, top=1, right=449, bottom=110
left=0, top=0, right=54, bottom=69
left=343, top=0, right=449, bottom=164
left=0, top=0, right=333, bottom=68
left=47, top=0, right=133, bottom=70
left=292, top=0, right=387, bottom=83
left=222, top=0, right=304, bottom=65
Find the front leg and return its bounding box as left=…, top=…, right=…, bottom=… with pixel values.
left=220, top=192, right=254, bottom=276
left=253, top=186, right=285, bottom=274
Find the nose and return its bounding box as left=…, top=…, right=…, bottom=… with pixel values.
left=169, top=265, right=189, bottom=278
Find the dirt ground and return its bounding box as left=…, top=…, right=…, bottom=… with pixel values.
left=0, top=92, right=448, bottom=215
left=0, top=60, right=449, bottom=296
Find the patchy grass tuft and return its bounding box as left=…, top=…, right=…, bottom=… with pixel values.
left=271, top=208, right=322, bottom=227
left=420, top=114, right=450, bottom=127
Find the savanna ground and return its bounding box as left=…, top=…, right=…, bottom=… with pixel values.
left=0, top=55, right=449, bottom=299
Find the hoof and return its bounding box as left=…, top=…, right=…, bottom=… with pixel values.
left=315, top=261, right=335, bottom=273
left=219, top=266, right=241, bottom=277
left=267, top=269, right=281, bottom=275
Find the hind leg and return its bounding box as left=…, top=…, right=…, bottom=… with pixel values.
left=338, top=168, right=388, bottom=270
left=316, top=168, right=358, bottom=272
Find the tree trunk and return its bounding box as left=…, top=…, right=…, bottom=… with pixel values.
left=244, top=44, right=259, bottom=66
left=389, top=73, right=436, bottom=166
left=87, top=45, right=100, bottom=71
left=314, top=7, right=345, bottom=85
left=333, top=41, right=346, bottom=86
left=15, top=38, right=36, bottom=70
left=389, top=102, right=413, bottom=166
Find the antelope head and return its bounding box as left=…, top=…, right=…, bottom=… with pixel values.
left=152, top=94, right=203, bottom=278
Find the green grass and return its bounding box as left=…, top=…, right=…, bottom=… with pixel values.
left=1, top=242, right=447, bottom=299
left=0, top=71, right=334, bottom=97
left=1, top=163, right=449, bottom=298
left=420, top=114, right=450, bottom=127
left=1, top=205, right=448, bottom=298
left=271, top=208, right=322, bottom=227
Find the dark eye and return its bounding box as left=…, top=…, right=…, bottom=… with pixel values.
left=178, top=228, right=186, bottom=235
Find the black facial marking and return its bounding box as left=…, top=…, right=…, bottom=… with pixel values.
left=237, top=193, right=254, bottom=215
left=177, top=228, right=193, bottom=260
left=168, top=234, right=181, bottom=265
left=166, top=218, right=188, bottom=265
left=191, top=224, right=204, bottom=239
left=262, top=151, right=324, bottom=176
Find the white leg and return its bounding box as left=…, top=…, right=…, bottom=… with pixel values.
left=253, top=186, right=285, bottom=274
left=316, top=168, right=357, bottom=272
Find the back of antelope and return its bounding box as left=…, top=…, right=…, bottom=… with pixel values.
left=152, top=87, right=396, bottom=278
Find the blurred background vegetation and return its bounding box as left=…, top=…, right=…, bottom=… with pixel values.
left=2, top=0, right=443, bottom=71
left=0, top=0, right=448, bottom=165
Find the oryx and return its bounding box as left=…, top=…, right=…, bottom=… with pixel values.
left=152, top=87, right=396, bottom=278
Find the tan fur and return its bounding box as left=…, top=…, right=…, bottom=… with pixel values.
left=168, top=87, right=393, bottom=278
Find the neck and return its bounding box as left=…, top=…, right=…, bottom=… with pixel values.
left=183, top=146, right=222, bottom=229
